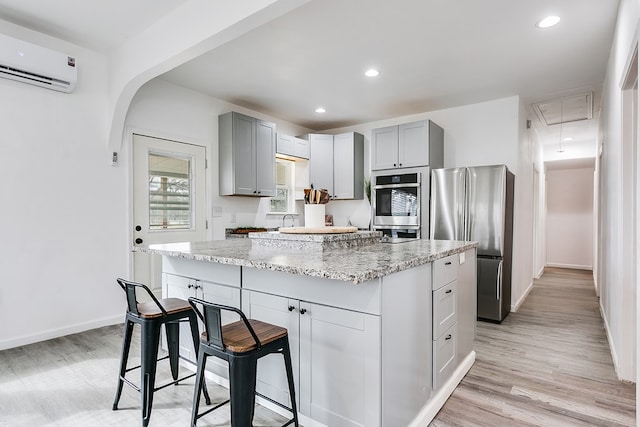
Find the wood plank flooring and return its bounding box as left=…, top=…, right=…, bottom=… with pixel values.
left=0, top=268, right=634, bottom=426
left=0, top=324, right=288, bottom=426
left=431, top=267, right=636, bottom=427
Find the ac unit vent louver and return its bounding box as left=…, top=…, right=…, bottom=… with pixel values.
left=0, top=33, right=76, bottom=93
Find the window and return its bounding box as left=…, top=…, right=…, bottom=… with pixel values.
left=269, top=158, right=295, bottom=214
left=148, top=153, right=192, bottom=230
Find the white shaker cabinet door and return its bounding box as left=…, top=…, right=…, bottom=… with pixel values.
left=242, top=290, right=300, bottom=410
left=299, top=302, right=381, bottom=427
left=371, top=125, right=398, bottom=171
left=398, top=120, right=429, bottom=168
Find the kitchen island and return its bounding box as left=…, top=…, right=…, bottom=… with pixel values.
left=136, top=236, right=478, bottom=427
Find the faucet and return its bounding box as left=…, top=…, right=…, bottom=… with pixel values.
left=282, top=214, right=295, bottom=228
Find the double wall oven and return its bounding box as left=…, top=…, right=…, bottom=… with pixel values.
left=372, top=172, right=422, bottom=239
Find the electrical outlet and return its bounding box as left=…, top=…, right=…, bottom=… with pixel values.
left=231, top=212, right=236, bottom=223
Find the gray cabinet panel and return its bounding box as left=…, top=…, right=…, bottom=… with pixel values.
left=219, top=112, right=275, bottom=196
left=308, top=134, right=334, bottom=195
left=371, top=120, right=444, bottom=171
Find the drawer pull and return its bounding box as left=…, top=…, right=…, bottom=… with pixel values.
left=445, top=261, right=452, bottom=266
left=288, top=305, right=296, bottom=312
left=445, top=289, right=452, bottom=294
left=445, top=334, right=452, bottom=340
left=300, top=308, right=307, bottom=315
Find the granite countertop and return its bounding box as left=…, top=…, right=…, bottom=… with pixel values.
left=135, top=238, right=478, bottom=285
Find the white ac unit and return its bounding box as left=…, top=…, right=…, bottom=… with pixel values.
left=0, top=33, right=77, bottom=93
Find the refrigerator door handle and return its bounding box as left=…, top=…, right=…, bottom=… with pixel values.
left=496, top=261, right=503, bottom=300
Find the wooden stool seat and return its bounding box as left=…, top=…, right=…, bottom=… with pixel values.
left=137, top=298, right=193, bottom=319
left=200, top=319, right=288, bottom=353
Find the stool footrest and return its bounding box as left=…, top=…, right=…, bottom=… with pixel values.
left=194, top=399, right=230, bottom=421
left=124, top=355, right=171, bottom=374
left=119, top=371, right=197, bottom=394
left=255, top=391, right=298, bottom=426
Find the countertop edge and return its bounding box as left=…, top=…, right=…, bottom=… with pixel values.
left=134, top=240, right=478, bottom=284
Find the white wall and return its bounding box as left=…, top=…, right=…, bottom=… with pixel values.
left=125, top=78, right=313, bottom=240
left=599, top=0, right=638, bottom=382
left=326, top=96, right=534, bottom=309
left=546, top=168, right=595, bottom=269
left=0, top=21, right=128, bottom=349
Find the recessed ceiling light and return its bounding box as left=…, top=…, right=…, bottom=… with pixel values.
left=536, top=16, right=560, bottom=29
left=365, top=69, right=379, bottom=77
left=563, top=137, right=573, bottom=141
left=315, top=107, right=326, bottom=113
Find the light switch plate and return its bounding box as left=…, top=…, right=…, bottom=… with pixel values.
left=459, top=252, right=466, bottom=264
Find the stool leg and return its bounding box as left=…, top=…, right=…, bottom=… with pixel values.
left=113, top=319, right=134, bottom=410
left=187, top=313, right=211, bottom=405
left=165, top=321, right=180, bottom=381
left=190, top=348, right=208, bottom=427
left=282, top=338, right=299, bottom=426
left=228, top=355, right=257, bottom=427
left=141, top=321, right=161, bottom=427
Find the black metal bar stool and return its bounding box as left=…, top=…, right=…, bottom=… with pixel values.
left=112, top=278, right=211, bottom=427
left=188, top=297, right=299, bottom=427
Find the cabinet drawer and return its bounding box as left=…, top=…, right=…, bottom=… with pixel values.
left=433, top=255, right=458, bottom=290
left=164, top=273, right=194, bottom=290
left=433, top=323, right=457, bottom=390
left=433, top=281, right=456, bottom=339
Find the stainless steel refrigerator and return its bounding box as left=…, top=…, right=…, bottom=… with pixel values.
left=430, top=165, right=514, bottom=322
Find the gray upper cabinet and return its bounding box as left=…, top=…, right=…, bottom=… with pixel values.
left=219, top=111, right=276, bottom=197
left=371, top=120, right=444, bottom=171
left=308, top=133, right=335, bottom=196
left=333, top=132, right=364, bottom=199
left=277, top=133, right=309, bottom=159
left=307, top=132, right=364, bottom=200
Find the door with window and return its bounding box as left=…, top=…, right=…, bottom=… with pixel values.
left=132, top=134, right=207, bottom=296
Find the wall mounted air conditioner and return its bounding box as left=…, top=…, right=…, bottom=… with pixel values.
left=0, top=33, right=77, bottom=93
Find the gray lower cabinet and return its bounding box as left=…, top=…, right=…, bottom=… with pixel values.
left=431, top=254, right=459, bottom=390
left=242, top=288, right=381, bottom=427
left=164, top=272, right=241, bottom=380
left=306, top=132, right=364, bottom=200
left=371, top=120, right=444, bottom=171
left=219, top=111, right=276, bottom=196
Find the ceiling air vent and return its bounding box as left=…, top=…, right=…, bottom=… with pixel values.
left=532, top=92, right=593, bottom=126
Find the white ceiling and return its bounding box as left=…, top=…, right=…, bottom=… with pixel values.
left=0, top=0, right=620, bottom=155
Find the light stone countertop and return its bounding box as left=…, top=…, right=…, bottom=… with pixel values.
left=135, top=238, right=478, bottom=284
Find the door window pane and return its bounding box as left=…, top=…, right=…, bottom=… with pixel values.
left=148, top=153, right=192, bottom=230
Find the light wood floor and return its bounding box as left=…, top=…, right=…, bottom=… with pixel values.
left=0, top=268, right=634, bottom=426
left=432, top=267, right=636, bottom=426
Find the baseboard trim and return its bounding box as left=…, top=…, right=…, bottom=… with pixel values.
left=0, top=314, right=123, bottom=351
left=408, top=351, right=476, bottom=427
left=546, top=262, right=593, bottom=270
left=600, top=302, right=620, bottom=379
left=511, top=281, right=534, bottom=313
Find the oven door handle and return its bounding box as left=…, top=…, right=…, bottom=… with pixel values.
left=373, top=183, right=420, bottom=190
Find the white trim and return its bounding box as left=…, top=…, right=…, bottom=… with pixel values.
left=511, top=280, right=534, bottom=313
left=600, top=300, right=620, bottom=379
left=0, top=314, right=122, bottom=351
left=545, top=262, right=593, bottom=270
left=408, top=351, right=476, bottom=427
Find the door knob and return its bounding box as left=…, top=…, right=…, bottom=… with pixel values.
left=135, top=225, right=142, bottom=231
left=135, top=238, right=143, bottom=244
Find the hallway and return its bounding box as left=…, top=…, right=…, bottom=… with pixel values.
left=432, top=268, right=636, bottom=426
